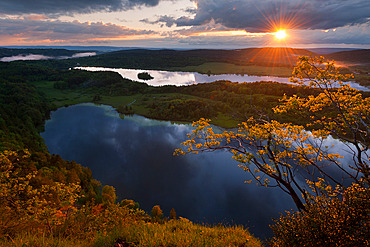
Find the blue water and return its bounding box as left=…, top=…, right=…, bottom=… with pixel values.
left=41, top=103, right=294, bottom=239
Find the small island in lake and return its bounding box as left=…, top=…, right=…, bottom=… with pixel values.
left=138, top=71, right=154, bottom=80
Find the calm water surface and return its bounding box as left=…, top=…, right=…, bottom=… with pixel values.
left=41, top=103, right=364, bottom=239
left=76, top=67, right=370, bottom=91
left=41, top=103, right=294, bottom=239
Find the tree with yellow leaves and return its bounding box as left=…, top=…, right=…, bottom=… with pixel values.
left=0, top=150, right=81, bottom=235
left=175, top=56, right=369, bottom=212
left=275, top=56, right=369, bottom=186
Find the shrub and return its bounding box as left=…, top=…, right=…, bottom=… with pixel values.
left=270, top=184, right=370, bottom=247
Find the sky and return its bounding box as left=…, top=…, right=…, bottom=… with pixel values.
left=0, top=0, right=369, bottom=49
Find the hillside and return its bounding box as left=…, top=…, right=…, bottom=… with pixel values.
left=306, top=48, right=360, bottom=54
left=323, top=49, right=370, bottom=87
left=21, top=47, right=311, bottom=68
left=325, top=49, right=370, bottom=64
left=71, top=47, right=315, bottom=68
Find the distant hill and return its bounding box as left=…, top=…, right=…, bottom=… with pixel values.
left=65, top=47, right=316, bottom=69
left=8, top=46, right=368, bottom=72
left=2, top=46, right=174, bottom=52
left=306, top=48, right=360, bottom=54
left=0, top=47, right=314, bottom=66
left=324, top=49, right=370, bottom=65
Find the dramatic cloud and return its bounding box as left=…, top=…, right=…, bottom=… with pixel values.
left=175, top=21, right=237, bottom=35
left=157, top=19, right=370, bottom=48
left=175, top=35, right=270, bottom=48
left=291, top=23, right=370, bottom=45
left=0, top=18, right=156, bottom=43
left=0, top=0, right=368, bottom=48
left=141, top=15, right=178, bottom=28
left=0, top=0, right=162, bottom=16
left=149, top=0, right=370, bottom=32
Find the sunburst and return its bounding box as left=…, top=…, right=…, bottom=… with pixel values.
left=275, top=30, right=287, bottom=40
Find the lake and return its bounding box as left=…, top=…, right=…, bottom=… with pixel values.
left=76, top=67, right=370, bottom=91
left=41, top=103, right=294, bottom=239
left=41, top=103, right=363, bottom=239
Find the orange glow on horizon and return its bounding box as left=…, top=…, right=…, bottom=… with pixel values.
left=190, top=30, right=269, bottom=37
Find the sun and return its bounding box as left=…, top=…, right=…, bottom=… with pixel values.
left=274, top=30, right=287, bottom=40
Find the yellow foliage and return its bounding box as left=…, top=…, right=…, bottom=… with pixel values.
left=270, top=184, right=370, bottom=246
left=274, top=56, right=369, bottom=145
left=274, top=55, right=369, bottom=186
left=0, top=150, right=81, bottom=235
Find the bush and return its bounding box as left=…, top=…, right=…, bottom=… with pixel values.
left=270, top=184, right=370, bottom=247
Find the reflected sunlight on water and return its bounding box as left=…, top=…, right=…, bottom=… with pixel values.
left=75, top=67, right=369, bottom=91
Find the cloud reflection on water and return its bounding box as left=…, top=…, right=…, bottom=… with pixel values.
left=41, top=103, right=369, bottom=239
left=41, top=103, right=294, bottom=239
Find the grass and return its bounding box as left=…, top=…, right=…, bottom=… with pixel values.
left=171, top=62, right=293, bottom=77
left=93, top=218, right=262, bottom=247
left=211, top=113, right=240, bottom=129
left=99, top=93, right=240, bottom=128
left=0, top=233, right=83, bottom=247
left=0, top=218, right=262, bottom=247
left=33, top=80, right=241, bottom=129
left=33, top=80, right=95, bottom=107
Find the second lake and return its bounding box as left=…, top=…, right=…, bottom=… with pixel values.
left=75, top=67, right=370, bottom=91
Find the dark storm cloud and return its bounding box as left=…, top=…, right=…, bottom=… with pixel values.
left=149, top=0, right=370, bottom=32
left=0, top=0, right=161, bottom=15
left=0, top=18, right=155, bottom=41
left=141, top=15, right=177, bottom=27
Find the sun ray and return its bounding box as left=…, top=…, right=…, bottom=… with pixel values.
left=239, top=1, right=316, bottom=70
